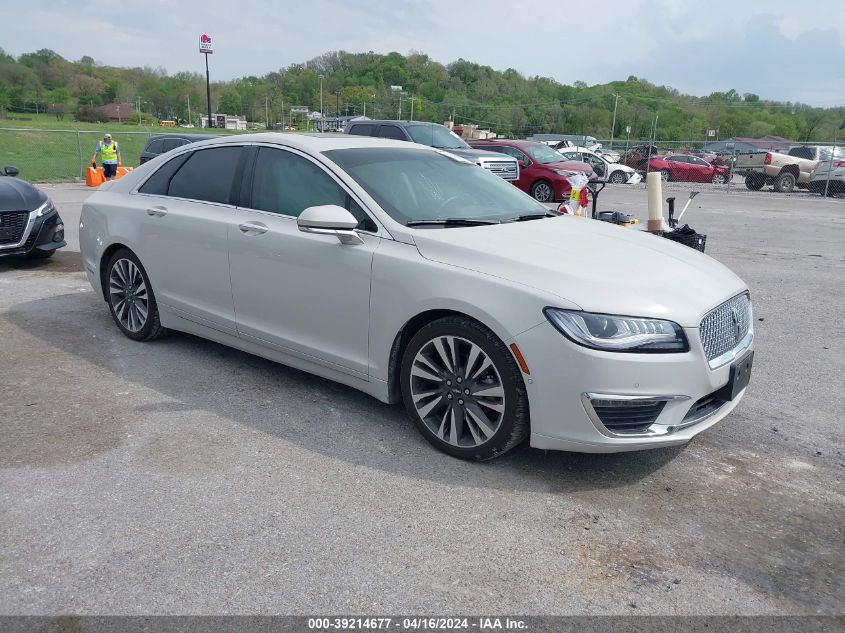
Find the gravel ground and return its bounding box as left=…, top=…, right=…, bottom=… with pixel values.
left=0, top=183, right=843, bottom=615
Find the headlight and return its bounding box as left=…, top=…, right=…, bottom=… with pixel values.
left=33, top=199, right=56, bottom=217
left=554, top=169, right=578, bottom=176
left=543, top=308, right=689, bottom=353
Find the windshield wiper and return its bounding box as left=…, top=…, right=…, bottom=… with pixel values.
left=406, top=218, right=501, bottom=227
left=505, top=212, right=557, bottom=222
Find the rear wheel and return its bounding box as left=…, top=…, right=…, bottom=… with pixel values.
left=400, top=316, right=529, bottom=461
left=745, top=173, right=765, bottom=190
left=773, top=171, right=796, bottom=193
left=105, top=248, right=167, bottom=341
left=529, top=179, right=554, bottom=202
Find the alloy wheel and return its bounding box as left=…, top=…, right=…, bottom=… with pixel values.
left=409, top=335, right=505, bottom=448
left=108, top=258, right=149, bottom=332
left=532, top=182, right=552, bottom=202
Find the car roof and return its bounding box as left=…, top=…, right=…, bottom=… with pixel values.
left=351, top=120, right=437, bottom=127
left=470, top=139, right=542, bottom=148
left=147, top=133, right=218, bottom=141
left=179, top=132, right=425, bottom=153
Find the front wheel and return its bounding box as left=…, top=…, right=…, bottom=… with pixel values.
left=660, top=169, right=671, bottom=182
left=609, top=171, right=627, bottom=184
left=105, top=248, right=168, bottom=341
left=745, top=173, right=765, bottom=190
left=529, top=179, right=554, bottom=202
left=400, top=316, right=529, bottom=461
left=712, top=173, right=727, bottom=185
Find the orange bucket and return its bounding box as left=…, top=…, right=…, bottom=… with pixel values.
left=116, top=166, right=133, bottom=178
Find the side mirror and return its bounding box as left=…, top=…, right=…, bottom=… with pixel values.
left=518, top=159, right=529, bottom=168
left=297, top=205, right=364, bottom=245
left=3, top=165, right=19, bottom=177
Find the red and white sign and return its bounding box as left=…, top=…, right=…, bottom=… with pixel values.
left=199, top=33, right=213, bottom=54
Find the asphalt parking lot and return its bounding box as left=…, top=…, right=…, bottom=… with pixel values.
left=1, top=183, right=843, bottom=615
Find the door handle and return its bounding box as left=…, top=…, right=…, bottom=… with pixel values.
left=146, top=206, right=167, bottom=217
left=238, top=222, right=268, bottom=235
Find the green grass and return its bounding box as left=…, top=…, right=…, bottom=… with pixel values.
left=0, top=113, right=249, bottom=182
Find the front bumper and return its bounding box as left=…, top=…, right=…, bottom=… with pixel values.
left=513, top=321, right=752, bottom=453
left=0, top=209, right=66, bottom=258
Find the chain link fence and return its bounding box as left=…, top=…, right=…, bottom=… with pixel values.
left=581, top=138, right=844, bottom=198
left=0, top=128, right=156, bottom=182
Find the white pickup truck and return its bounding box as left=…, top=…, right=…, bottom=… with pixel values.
left=734, top=145, right=830, bottom=193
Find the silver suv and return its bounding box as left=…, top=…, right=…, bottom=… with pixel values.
left=345, top=121, right=519, bottom=181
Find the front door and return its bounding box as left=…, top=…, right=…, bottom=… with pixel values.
left=228, top=146, right=380, bottom=378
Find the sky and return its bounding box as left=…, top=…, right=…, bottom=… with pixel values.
left=2, top=0, right=844, bottom=106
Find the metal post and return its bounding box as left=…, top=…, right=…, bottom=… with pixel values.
left=318, top=75, right=324, bottom=132
left=205, top=53, right=212, bottom=129
left=824, top=135, right=836, bottom=198
left=727, top=145, right=736, bottom=194
left=398, top=92, right=403, bottom=121
left=410, top=95, right=414, bottom=122
left=75, top=130, right=83, bottom=180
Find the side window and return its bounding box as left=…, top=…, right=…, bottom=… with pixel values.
left=167, top=146, right=242, bottom=204
left=138, top=153, right=190, bottom=195
left=377, top=125, right=408, bottom=141
left=145, top=138, right=164, bottom=154
left=489, top=146, right=527, bottom=162
left=788, top=146, right=812, bottom=160
left=348, top=124, right=375, bottom=136
left=162, top=138, right=186, bottom=152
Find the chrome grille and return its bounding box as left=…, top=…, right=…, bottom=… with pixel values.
left=699, top=293, right=752, bottom=363
left=0, top=211, right=29, bottom=245
left=481, top=160, right=519, bottom=181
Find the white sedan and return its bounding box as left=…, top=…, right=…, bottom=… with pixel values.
left=79, top=133, right=753, bottom=461
left=557, top=147, right=641, bottom=184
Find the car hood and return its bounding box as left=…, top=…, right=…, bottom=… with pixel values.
left=412, top=217, right=746, bottom=327
left=0, top=177, right=47, bottom=212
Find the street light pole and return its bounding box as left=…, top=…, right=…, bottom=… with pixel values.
left=610, top=94, right=619, bottom=150
left=318, top=74, right=324, bottom=132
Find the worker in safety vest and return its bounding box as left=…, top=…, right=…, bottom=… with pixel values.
left=91, top=133, right=122, bottom=180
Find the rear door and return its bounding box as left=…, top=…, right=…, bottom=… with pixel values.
left=134, top=145, right=244, bottom=335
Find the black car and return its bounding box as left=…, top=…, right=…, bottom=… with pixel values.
left=0, top=166, right=66, bottom=259
left=139, top=133, right=217, bottom=164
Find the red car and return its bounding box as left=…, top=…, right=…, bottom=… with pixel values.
left=468, top=139, right=596, bottom=202
left=648, top=154, right=730, bottom=184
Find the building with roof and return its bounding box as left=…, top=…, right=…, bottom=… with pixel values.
left=95, top=101, right=136, bottom=123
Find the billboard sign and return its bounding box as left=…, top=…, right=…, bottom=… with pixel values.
left=199, top=33, right=213, bottom=54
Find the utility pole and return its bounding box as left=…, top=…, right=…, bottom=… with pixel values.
left=318, top=74, right=324, bottom=132
left=265, top=95, right=269, bottom=128
left=610, top=94, right=619, bottom=150
left=410, top=95, right=415, bottom=121
left=136, top=96, right=141, bottom=126
left=187, top=93, right=191, bottom=126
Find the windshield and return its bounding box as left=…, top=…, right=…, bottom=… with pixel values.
left=406, top=125, right=469, bottom=150
left=324, top=147, right=548, bottom=225
left=525, top=143, right=566, bottom=164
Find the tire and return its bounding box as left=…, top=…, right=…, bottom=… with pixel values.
left=660, top=169, right=671, bottom=182
left=26, top=249, right=55, bottom=259
left=745, top=173, right=765, bottom=191
left=400, top=316, right=529, bottom=461
left=711, top=173, right=727, bottom=185
left=773, top=171, right=796, bottom=193
left=609, top=171, right=627, bottom=184
left=105, top=248, right=168, bottom=341
left=529, top=179, right=554, bottom=202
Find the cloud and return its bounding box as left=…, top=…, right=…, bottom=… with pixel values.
left=2, top=0, right=842, bottom=105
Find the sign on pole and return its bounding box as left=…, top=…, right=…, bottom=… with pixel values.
left=707, top=129, right=716, bottom=137
left=199, top=34, right=213, bottom=54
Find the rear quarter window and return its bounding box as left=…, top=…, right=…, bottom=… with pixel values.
left=348, top=124, right=376, bottom=136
